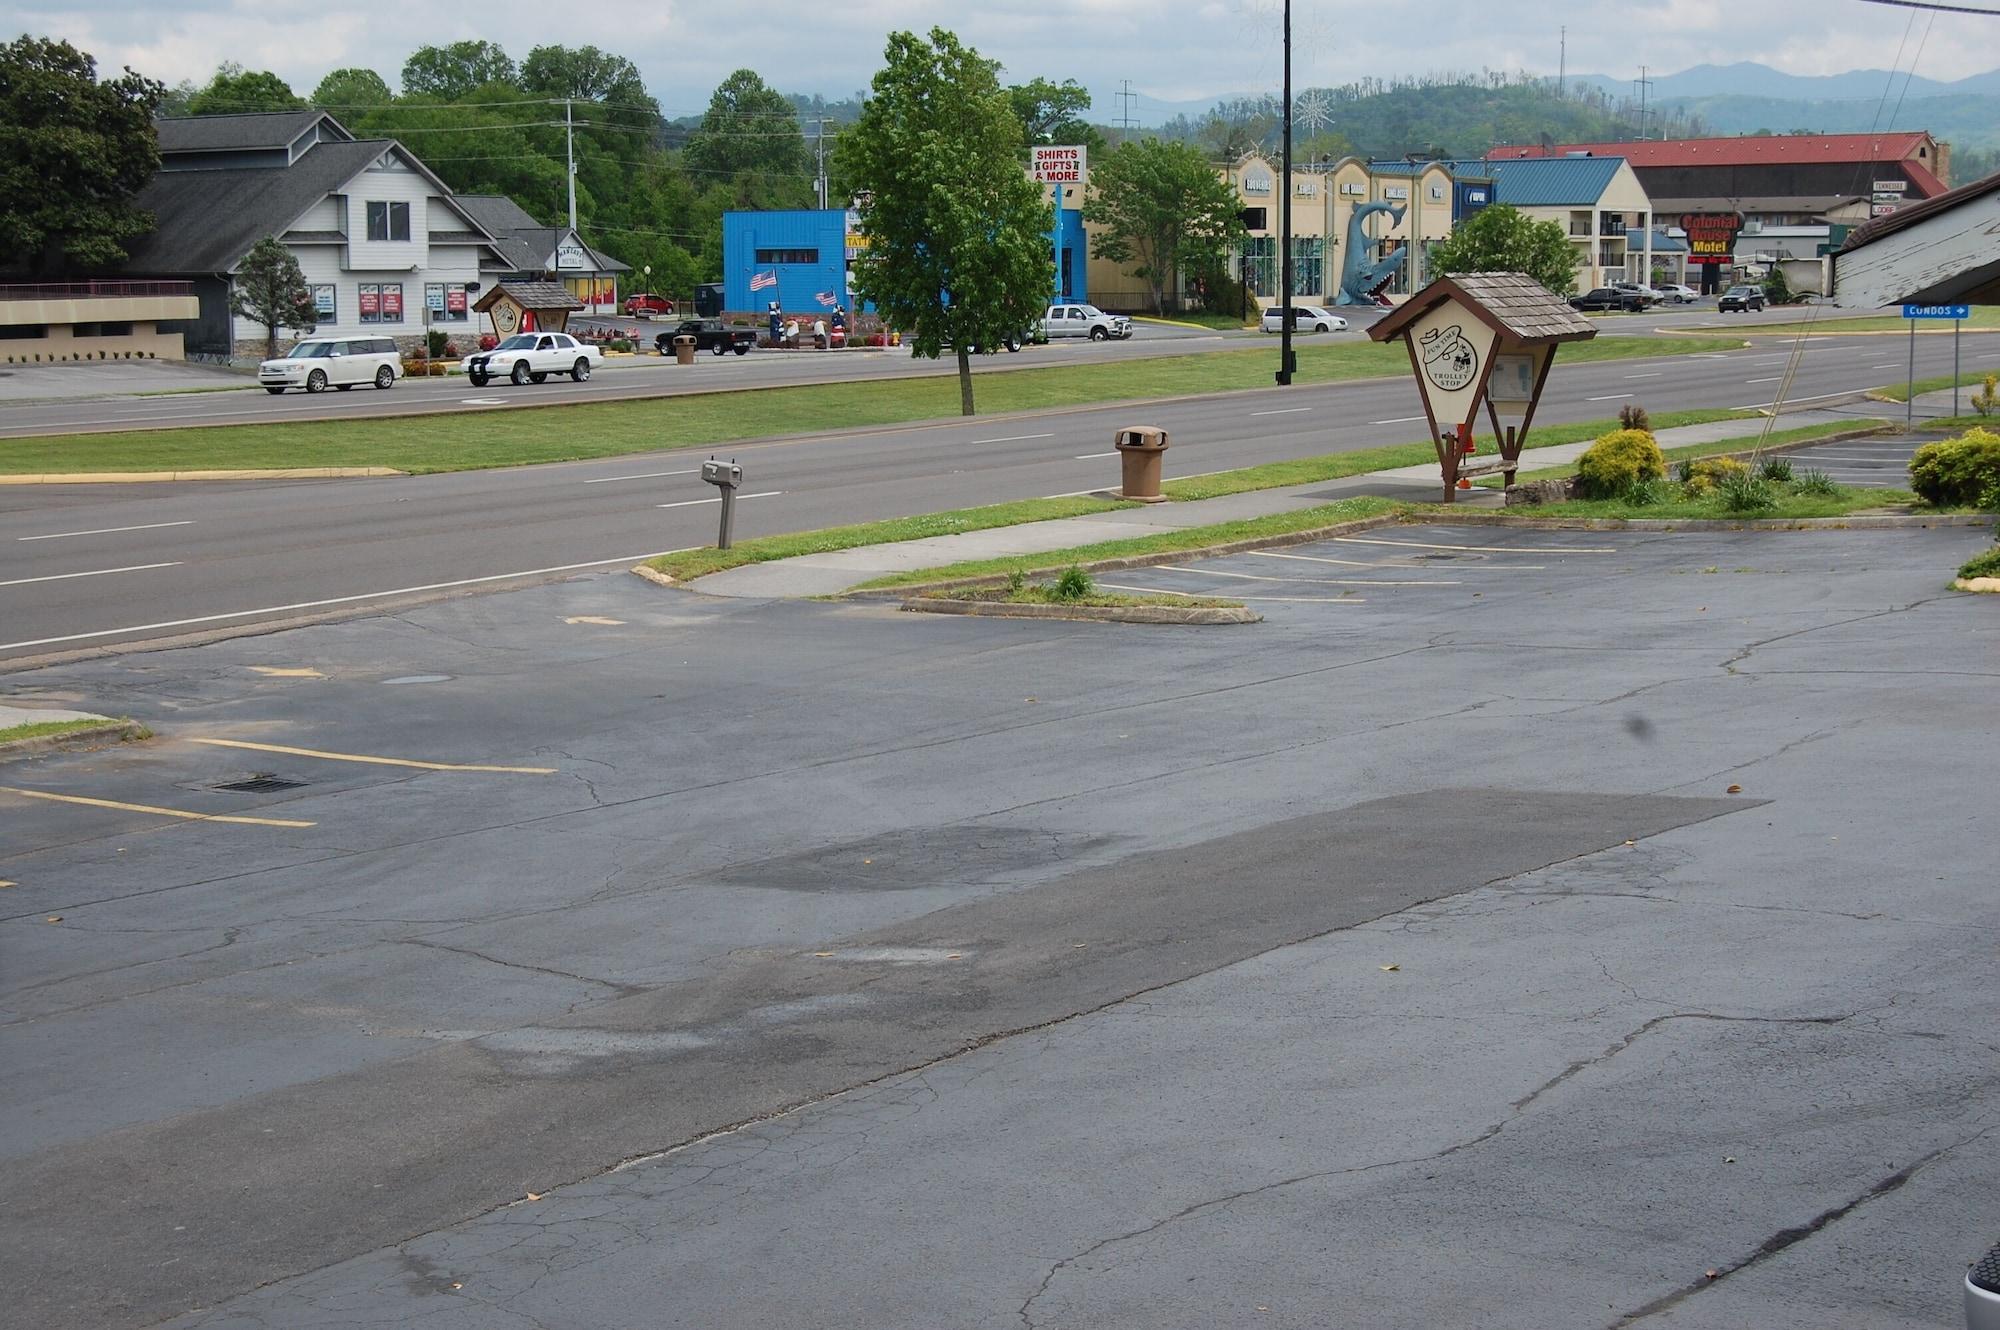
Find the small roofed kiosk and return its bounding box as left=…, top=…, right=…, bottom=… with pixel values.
left=473, top=281, right=584, bottom=340
left=1367, top=272, right=1598, bottom=502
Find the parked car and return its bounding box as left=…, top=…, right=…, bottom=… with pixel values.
left=1656, top=283, right=1701, bottom=303
left=623, top=292, right=674, bottom=317
left=259, top=336, right=401, bottom=394
left=460, top=332, right=603, bottom=386
left=1260, top=305, right=1348, bottom=334
left=1041, top=303, right=1133, bottom=340
left=1610, top=282, right=1664, bottom=305
left=1718, top=285, right=1767, bottom=313
left=1569, top=287, right=1646, bottom=313
left=653, top=319, right=757, bottom=356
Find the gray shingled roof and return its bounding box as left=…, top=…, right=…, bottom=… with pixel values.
left=155, top=111, right=345, bottom=155
left=474, top=281, right=584, bottom=312
left=1369, top=272, right=1598, bottom=345
left=123, top=139, right=395, bottom=274
left=456, top=195, right=631, bottom=274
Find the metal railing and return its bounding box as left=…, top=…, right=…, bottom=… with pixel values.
left=0, top=280, right=195, bottom=301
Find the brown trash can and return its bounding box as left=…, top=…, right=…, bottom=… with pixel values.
left=1114, top=425, right=1169, bottom=502
left=673, top=335, right=696, bottom=366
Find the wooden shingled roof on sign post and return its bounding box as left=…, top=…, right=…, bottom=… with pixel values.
left=1367, top=272, right=1598, bottom=501
left=473, top=281, right=587, bottom=338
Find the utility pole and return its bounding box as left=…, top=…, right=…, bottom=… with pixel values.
left=1116, top=80, right=1137, bottom=136
left=1634, top=67, right=1654, bottom=141
left=812, top=117, right=829, bottom=211
left=1277, top=0, right=1294, bottom=386
left=565, top=98, right=577, bottom=231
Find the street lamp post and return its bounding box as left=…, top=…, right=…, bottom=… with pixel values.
left=1276, top=0, right=1295, bottom=386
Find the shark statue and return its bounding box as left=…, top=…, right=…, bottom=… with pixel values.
left=1337, top=201, right=1407, bottom=306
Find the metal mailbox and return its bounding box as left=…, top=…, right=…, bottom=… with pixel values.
left=701, top=458, right=742, bottom=490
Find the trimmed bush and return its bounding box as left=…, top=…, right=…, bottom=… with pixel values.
left=1680, top=456, right=1748, bottom=497
left=1908, top=428, right=2000, bottom=507
left=1574, top=428, right=1666, bottom=499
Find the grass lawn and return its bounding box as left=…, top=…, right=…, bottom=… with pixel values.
left=0, top=717, right=131, bottom=745
left=0, top=334, right=1745, bottom=477
left=1873, top=371, right=2000, bottom=404
left=1131, top=312, right=1253, bottom=331
left=1524, top=482, right=1917, bottom=521
left=1487, top=420, right=1882, bottom=488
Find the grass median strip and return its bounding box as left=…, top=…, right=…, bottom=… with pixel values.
left=0, top=717, right=131, bottom=746
left=1486, top=420, right=1879, bottom=488
left=0, top=335, right=1745, bottom=476
left=1729, top=307, right=2000, bottom=337
left=1872, top=371, right=1996, bottom=404
left=1515, top=486, right=1918, bottom=521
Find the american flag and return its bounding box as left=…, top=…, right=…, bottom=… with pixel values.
left=814, top=291, right=839, bottom=308
left=749, top=270, right=778, bottom=292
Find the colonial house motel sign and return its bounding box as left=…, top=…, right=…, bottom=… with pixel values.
left=1368, top=273, right=1598, bottom=501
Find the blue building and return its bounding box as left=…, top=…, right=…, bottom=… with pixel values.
left=721, top=206, right=1087, bottom=315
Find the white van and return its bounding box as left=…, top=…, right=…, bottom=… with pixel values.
left=259, top=336, right=401, bottom=394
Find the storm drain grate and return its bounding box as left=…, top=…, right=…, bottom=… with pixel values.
left=212, top=774, right=309, bottom=793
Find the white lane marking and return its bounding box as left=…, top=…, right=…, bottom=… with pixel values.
left=1585, top=393, right=1632, bottom=401
left=1333, top=535, right=1614, bottom=555
left=1250, top=407, right=1315, bottom=417
left=459, top=398, right=509, bottom=406
left=1873, top=363, right=1901, bottom=369
left=1731, top=389, right=1866, bottom=408
left=656, top=490, right=783, bottom=510
left=1692, top=353, right=1734, bottom=359
left=1074, top=451, right=1118, bottom=460
left=0, top=561, right=181, bottom=589
left=1250, top=550, right=1547, bottom=571
left=582, top=468, right=699, bottom=485
left=971, top=432, right=1056, bottom=444
left=1099, top=583, right=1366, bottom=604
left=0, top=551, right=696, bottom=653
left=18, top=520, right=195, bottom=542
left=1371, top=415, right=1426, bottom=424
left=1156, top=564, right=1458, bottom=586
left=1624, top=372, right=1663, bottom=379
left=1745, top=376, right=1787, bottom=384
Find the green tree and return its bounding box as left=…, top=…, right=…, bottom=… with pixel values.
left=231, top=236, right=317, bottom=358
left=401, top=42, right=517, bottom=100
left=312, top=68, right=394, bottom=108
left=521, top=46, right=649, bottom=107
left=0, top=37, right=163, bottom=274
left=186, top=63, right=303, bottom=115
left=1007, top=77, right=1104, bottom=155
left=1428, top=204, right=1578, bottom=295
left=840, top=28, right=1053, bottom=416
left=684, top=69, right=810, bottom=182
left=1084, top=138, right=1244, bottom=314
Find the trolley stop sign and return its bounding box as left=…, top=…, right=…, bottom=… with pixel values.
left=1904, top=304, right=1971, bottom=319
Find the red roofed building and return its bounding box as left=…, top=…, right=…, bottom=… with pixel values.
left=1489, top=132, right=1949, bottom=228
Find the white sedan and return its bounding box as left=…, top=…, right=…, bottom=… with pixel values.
left=461, top=332, right=603, bottom=387
left=1261, top=305, right=1348, bottom=334
left=1657, top=284, right=1702, bottom=303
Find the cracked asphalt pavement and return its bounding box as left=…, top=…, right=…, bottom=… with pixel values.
left=2, top=522, right=1996, bottom=1328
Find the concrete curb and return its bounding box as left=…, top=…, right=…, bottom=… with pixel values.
left=901, top=598, right=1259, bottom=625
left=1953, top=575, right=2000, bottom=593
left=0, top=719, right=148, bottom=757
left=630, top=565, right=679, bottom=589
left=1416, top=512, right=1993, bottom=532
left=0, top=467, right=404, bottom=484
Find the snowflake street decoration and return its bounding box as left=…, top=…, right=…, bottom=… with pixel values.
left=1295, top=89, right=1334, bottom=134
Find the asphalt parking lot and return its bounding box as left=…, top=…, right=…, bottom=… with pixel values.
left=3, top=521, right=1996, bottom=1329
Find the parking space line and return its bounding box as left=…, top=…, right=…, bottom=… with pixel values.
left=1097, top=583, right=1366, bottom=604
left=657, top=490, right=782, bottom=510
left=188, top=738, right=555, bottom=774
left=0, top=786, right=316, bottom=828
left=1332, top=535, right=1614, bottom=554
left=18, top=521, right=194, bottom=542
left=1157, top=565, right=1457, bottom=586
left=1251, top=550, right=1546, bottom=571
left=582, top=468, right=698, bottom=485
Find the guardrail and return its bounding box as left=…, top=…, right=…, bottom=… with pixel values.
left=0, top=280, right=195, bottom=300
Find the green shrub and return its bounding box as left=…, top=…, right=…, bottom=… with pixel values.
left=1681, top=456, right=1748, bottom=497
left=1006, top=567, right=1027, bottom=594
left=1716, top=471, right=1778, bottom=513
left=1574, top=428, right=1666, bottom=499
left=1791, top=468, right=1839, bottom=497
left=1959, top=545, right=2000, bottom=579
left=609, top=338, right=635, bottom=353
left=1757, top=456, right=1793, bottom=483
left=1908, top=428, right=2000, bottom=507
left=1626, top=477, right=1672, bottom=507
left=426, top=328, right=449, bottom=358
left=1051, top=565, right=1093, bottom=601
left=1972, top=373, right=1998, bottom=418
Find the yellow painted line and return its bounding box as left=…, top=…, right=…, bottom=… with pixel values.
left=1, top=786, right=316, bottom=828
left=249, top=666, right=325, bottom=678
left=562, top=615, right=626, bottom=626
left=188, top=737, right=555, bottom=774
left=1332, top=535, right=1615, bottom=555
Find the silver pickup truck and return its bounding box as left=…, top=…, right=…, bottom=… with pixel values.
left=1040, top=303, right=1133, bottom=341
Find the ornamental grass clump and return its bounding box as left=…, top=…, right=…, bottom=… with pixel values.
left=1574, top=427, right=1665, bottom=499
left=1716, top=470, right=1778, bottom=514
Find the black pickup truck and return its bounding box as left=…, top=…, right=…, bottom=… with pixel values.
left=1569, top=287, right=1646, bottom=313
left=654, top=319, right=757, bottom=356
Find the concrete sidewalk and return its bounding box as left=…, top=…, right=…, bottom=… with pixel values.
left=689, top=409, right=1874, bottom=599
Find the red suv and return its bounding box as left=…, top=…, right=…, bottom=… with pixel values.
left=623, top=292, right=674, bottom=317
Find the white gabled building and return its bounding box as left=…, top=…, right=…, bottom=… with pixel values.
left=124, top=111, right=623, bottom=359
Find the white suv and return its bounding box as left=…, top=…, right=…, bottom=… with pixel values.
left=1041, top=304, right=1133, bottom=341
left=461, top=332, right=604, bottom=387
left=259, top=336, right=401, bottom=394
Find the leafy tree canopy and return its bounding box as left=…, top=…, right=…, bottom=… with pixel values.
left=186, top=63, right=303, bottom=115
left=1427, top=204, right=1579, bottom=295
left=312, top=68, right=394, bottom=108
left=0, top=36, right=163, bottom=274
left=684, top=69, right=810, bottom=184
left=521, top=45, right=649, bottom=107
left=401, top=41, right=517, bottom=101
left=840, top=28, right=1053, bottom=415
left=1007, top=77, right=1104, bottom=156
left=231, top=235, right=316, bottom=358
left=1084, top=137, right=1244, bottom=314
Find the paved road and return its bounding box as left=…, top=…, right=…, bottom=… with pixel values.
left=1, top=329, right=1978, bottom=665
left=3, top=521, right=1994, bottom=1327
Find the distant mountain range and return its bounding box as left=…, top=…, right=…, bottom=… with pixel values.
left=1571, top=62, right=2000, bottom=102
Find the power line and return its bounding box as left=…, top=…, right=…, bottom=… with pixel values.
left=1858, top=0, right=2000, bottom=12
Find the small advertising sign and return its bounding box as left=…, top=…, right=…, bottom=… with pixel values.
left=380, top=285, right=403, bottom=319
left=357, top=284, right=379, bottom=318
left=555, top=241, right=587, bottom=270
left=1680, top=212, right=1743, bottom=266
left=1031, top=145, right=1086, bottom=184
left=311, top=285, right=335, bottom=317
left=426, top=283, right=445, bottom=312
left=446, top=286, right=467, bottom=314
left=1873, top=179, right=1908, bottom=193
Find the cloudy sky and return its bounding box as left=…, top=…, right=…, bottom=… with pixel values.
left=9, top=0, right=1996, bottom=114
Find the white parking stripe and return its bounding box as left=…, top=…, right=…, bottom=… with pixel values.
left=1333, top=535, right=1614, bottom=554
left=1, top=561, right=181, bottom=588
left=1097, top=583, right=1367, bottom=604
left=18, top=521, right=194, bottom=542
left=1250, top=550, right=1546, bottom=571
left=1155, top=565, right=1458, bottom=586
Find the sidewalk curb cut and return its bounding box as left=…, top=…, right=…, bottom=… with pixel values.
left=630, top=565, right=679, bottom=589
